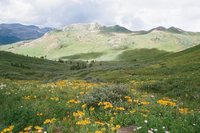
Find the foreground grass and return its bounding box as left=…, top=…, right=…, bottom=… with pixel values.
left=0, top=79, right=199, bottom=133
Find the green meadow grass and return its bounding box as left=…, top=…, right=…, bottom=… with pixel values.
left=0, top=44, right=200, bottom=132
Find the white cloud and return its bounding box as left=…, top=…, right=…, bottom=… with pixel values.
left=0, top=0, right=200, bottom=31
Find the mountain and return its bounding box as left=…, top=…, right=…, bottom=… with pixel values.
left=100, top=25, right=133, bottom=33
left=0, top=23, right=200, bottom=61
left=0, top=23, right=52, bottom=45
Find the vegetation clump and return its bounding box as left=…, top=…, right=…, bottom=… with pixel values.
left=81, top=85, right=134, bottom=106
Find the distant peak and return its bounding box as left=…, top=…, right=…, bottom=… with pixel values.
left=151, top=26, right=167, bottom=31
left=62, top=22, right=103, bottom=32
left=149, top=26, right=185, bottom=34
left=167, top=26, right=185, bottom=33
left=100, top=25, right=132, bottom=33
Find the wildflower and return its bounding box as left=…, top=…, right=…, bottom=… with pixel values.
left=50, top=97, right=59, bottom=101
left=95, top=121, right=105, bottom=126
left=125, top=96, right=132, bottom=103
left=134, top=99, right=139, bottom=103
left=80, top=92, right=85, bottom=95
left=111, top=125, right=121, bottom=131
left=148, top=130, right=154, bottom=133
left=73, top=110, right=84, bottom=118
left=95, top=131, right=103, bottom=133
left=67, top=99, right=80, bottom=104
left=115, top=107, right=125, bottom=111
left=34, top=126, right=43, bottom=132
left=179, top=108, right=189, bottom=114
left=144, top=120, right=148, bottom=124
left=137, top=126, right=142, bottom=130
left=89, top=106, right=95, bottom=111
left=24, top=96, right=31, bottom=100
left=82, top=104, right=87, bottom=109
left=99, top=102, right=113, bottom=109
left=43, top=118, right=56, bottom=124
left=141, top=109, right=150, bottom=113
left=141, top=101, right=150, bottom=105
left=1, top=125, right=14, bottom=133
left=101, top=128, right=106, bottom=131
left=157, top=99, right=176, bottom=106
left=124, top=96, right=131, bottom=99
left=110, top=117, right=115, bottom=122
left=37, top=112, right=43, bottom=116
left=24, top=126, right=32, bottom=131
left=130, top=109, right=137, bottom=113
left=154, top=129, right=158, bottom=132
left=76, top=118, right=91, bottom=125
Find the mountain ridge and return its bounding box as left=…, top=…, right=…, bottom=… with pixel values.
left=1, top=22, right=200, bottom=61
left=0, top=23, right=53, bottom=45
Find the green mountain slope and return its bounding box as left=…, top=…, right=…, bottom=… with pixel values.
left=0, top=51, right=70, bottom=80
left=1, top=23, right=200, bottom=61
left=0, top=44, right=199, bottom=103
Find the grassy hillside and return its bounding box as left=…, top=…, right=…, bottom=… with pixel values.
left=117, top=48, right=171, bottom=62
left=0, top=44, right=199, bottom=103
left=0, top=51, right=70, bottom=80
left=0, top=45, right=200, bottom=132
left=1, top=23, right=200, bottom=61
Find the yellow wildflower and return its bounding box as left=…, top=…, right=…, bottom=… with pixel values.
left=157, top=99, right=176, bottom=106
left=141, top=101, right=150, bottom=105
left=130, top=109, right=137, bottom=113
left=115, top=107, right=125, bottom=111
left=24, top=96, right=31, bottom=100
left=101, top=128, right=106, bottom=131
left=73, top=110, right=84, bottom=118
left=76, top=119, right=91, bottom=125
left=89, top=106, right=95, bottom=111
left=67, top=99, right=80, bottom=104
left=82, top=104, right=87, bottom=109
left=43, top=118, right=56, bottom=124
left=34, top=126, right=43, bottom=132
left=127, top=98, right=132, bottom=103
left=95, top=131, right=103, bottom=133
left=50, top=97, right=59, bottom=101
left=98, top=102, right=113, bottom=109
left=24, top=126, right=32, bottom=131
left=111, top=125, right=121, bottom=131
left=179, top=108, right=189, bottom=114
left=95, top=121, right=105, bottom=126
left=80, top=92, right=85, bottom=95
left=1, top=125, right=14, bottom=133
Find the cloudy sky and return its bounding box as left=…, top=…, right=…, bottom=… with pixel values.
left=0, top=0, right=200, bottom=31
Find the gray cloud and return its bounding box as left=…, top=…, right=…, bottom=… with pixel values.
left=0, top=0, right=200, bottom=31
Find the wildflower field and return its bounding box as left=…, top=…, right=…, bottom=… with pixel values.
left=0, top=79, right=199, bottom=133
left=0, top=45, right=200, bottom=133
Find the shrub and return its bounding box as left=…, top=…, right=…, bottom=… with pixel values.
left=81, top=84, right=134, bottom=106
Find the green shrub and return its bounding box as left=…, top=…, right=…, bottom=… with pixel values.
left=81, top=84, right=134, bottom=106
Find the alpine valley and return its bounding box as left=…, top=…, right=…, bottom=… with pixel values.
left=0, top=23, right=200, bottom=133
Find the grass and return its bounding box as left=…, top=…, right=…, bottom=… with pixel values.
left=116, top=48, right=171, bottom=62
left=0, top=44, right=200, bottom=132
left=60, top=52, right=105, bottom=60
left=0, top=79, right=199, bottom=133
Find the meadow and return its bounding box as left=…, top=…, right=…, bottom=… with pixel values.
left=0, top=45, right=200, bottom=133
